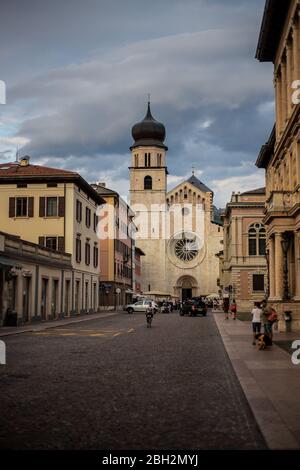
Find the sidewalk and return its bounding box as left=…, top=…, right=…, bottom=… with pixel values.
left=0, top=310, right=120, bottom=337
left=214, top=313, right=300, bottom=449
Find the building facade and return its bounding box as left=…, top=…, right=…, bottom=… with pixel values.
left=256, top=0, right=300, bottom=331
left=129, top=102, right=223, bottom=300
left=0, top=231, right=73, bottom=326
left=92, top=183, right=134, bottom=309
left=220, top=189, right=268, bottom=312
left=0, top=156, right=104, bottom=322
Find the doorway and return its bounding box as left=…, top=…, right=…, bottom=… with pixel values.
left=182, top=288, right=192, bottom=301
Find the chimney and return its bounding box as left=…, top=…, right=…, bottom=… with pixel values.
left=19, top=156, right=30, bottom=167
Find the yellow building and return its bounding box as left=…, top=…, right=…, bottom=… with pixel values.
left=0, top=156, right=104, bottom=322
left=220, top=188, right=267, bottom=312
left=256, top=0, right=300, bottom=330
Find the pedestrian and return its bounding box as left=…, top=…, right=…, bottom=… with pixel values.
left=261, top=299, right=276, bottom=341
left=251, top=302, right=262, bottom=345
left=223, top=297, right=229, bottom=320
left=230, top=299, right=237, bottom=320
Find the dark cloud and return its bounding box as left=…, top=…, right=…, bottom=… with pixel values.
left=0, top=0, right=271, bottom=206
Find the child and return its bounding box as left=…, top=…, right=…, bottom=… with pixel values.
left=251, top=302, right=262, bottom=345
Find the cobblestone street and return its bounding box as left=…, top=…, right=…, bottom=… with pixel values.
left=0, top=311, right=266, bottom=450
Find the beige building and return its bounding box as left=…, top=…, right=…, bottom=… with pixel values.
left=0, top=156, right=104, bottom=322
left=256, top=0, right=300, bottom=331
left=129, top=102, right=223, bottom=300
left=220, top=188, right=268, bottom=312
left=92, top=183, right=135, bottom=309
left=0, top=231, right=72, bottom=326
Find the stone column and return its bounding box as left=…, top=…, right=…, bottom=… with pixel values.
left=274, top=232, right=283, bottom=300
left=286, top=41, right=293, bottom=117
left=294, top=231, right=300, bottom=300
left=281, top=55, right=288, bottom=127
left=269, top=236, right=276, bottom=299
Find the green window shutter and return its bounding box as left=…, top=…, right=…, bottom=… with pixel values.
left=58, top=237, right=65, bottom=252
left=58, top=197, right=65, bottom=217
left=9, top=198, right=15, bottom=217
left=39, top=197, right=45, bottom=217
left=28, top=197, right=34, bottom=217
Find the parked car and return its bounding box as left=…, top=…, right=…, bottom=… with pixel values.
left=124, top=300, right=158, bottom=314
left=180, top=299, right=207, bottom=317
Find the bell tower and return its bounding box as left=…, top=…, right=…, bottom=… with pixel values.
left=129, top=101, right=168, bottom=293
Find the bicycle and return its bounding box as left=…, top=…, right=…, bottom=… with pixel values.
left=146, top=308, right=153, bottom=328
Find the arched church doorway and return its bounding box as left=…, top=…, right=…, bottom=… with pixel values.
left=175, top=275, right=198, bottom=301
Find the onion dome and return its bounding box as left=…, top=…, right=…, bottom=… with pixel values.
left=130, top=101, right=168, bottom=150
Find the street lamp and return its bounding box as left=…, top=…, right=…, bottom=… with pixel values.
left=281, top=234, right=290, bottom=301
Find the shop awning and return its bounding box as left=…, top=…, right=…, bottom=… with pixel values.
left=0, top=256, right=21, bottom=268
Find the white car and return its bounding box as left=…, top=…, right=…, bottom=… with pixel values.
left=125, top=300, right=158, bottom=314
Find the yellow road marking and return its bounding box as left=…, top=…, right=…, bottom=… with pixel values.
left=59, top=333, right=76, bottom=336
left=33, top=332, right=50, bottom=335
left=113, top=332, right=121, bottom=337
left=89, top=333, right=105, bottom=337
left=128, top=328, right=134, bottom=333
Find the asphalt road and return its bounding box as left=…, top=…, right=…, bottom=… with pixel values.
left=0, top=311, right=266, bottom=450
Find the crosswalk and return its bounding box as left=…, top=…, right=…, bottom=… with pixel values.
left=32, top=327, right=134, bottom=338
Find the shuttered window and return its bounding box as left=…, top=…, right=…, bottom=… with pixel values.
left=9, top=197, right=34, bottom=217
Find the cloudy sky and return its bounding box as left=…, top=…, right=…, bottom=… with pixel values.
left=0, top=0, right=273, bottom=207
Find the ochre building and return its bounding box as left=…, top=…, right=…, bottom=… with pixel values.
left=256, top=0, right=300, bottom=330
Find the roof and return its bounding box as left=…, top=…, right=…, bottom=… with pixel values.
left=0, top=161, right=105, bottom=205
left=255, top=0, right=292, bottom=62
left=240, top=187, right=266, bottom=196
left=187, top=175, right=213, bottom=194
left=0, top=162, right=77, bottom=176
left=256, top=125, right=275, bottom=169
left=91, top=184, right=118, bottom=197
left=130, top=102, right=168, bottom=151
left=135, top=247, right=145, bottom=256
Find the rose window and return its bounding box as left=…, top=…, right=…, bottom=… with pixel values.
left=174, top=236, right=199, bottom=262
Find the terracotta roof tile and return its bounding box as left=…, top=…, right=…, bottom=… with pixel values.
left=0, top=162, right=77, bottom=177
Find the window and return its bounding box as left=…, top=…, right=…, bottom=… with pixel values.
left=144, top=175, right=152, bottom=190
left=86, top=207, right=91, bottom=228
left=157, top=153, right=161, bottom=166
left=47, top=183, right=57, bottom=188
left=85, top=241, right=90, bottom=265
left=253, top=274, right=265, bottom=292
left=16, top=197, right=28, bottom=217
left=46, top=197, right=58, bottom=216
left=46, top=237, right=57, bottom=250
left=76, top=200, right=82, bottom=222
left=93, top=213, right=98, bottom=232
left=93, top=245, right=99, bottom=268
left=144, top=153, right=151, bottom=167
left=135, top=154, right=138, bottom=167
left=17, top=183, right=27, bottom=188
left=248, top=223, right=266, bottom=256
left=76, top=238, right=81, bottom=263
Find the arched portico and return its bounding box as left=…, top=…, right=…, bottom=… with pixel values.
left=175, top=275, right=199, bottom=301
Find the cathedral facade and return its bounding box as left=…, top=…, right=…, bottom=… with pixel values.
left=129, top=102, right=223, bottom=300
